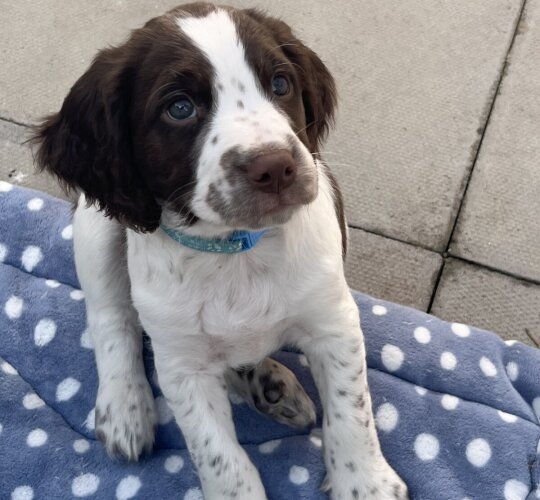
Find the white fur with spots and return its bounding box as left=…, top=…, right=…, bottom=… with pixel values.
left=73, top=7, right=408, bottom=500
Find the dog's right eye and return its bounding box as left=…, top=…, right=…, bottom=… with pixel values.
left=271, top=75, right=291, bottom=97
left=167, top=98, right=197, bottom=121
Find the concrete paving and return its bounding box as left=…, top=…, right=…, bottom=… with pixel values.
left=0, top=120, right=65, bottom=199
left=322, top=0, right=523, bottom=251
left=431, top=258, right=540, bottom=345
left=0, top=0, right=538, bottom=347
left=345, top=228, right=442, bottom=311
left=449, top=0, right=540, bottom=283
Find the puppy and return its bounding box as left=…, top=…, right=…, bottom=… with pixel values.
left=34, top=3, right=408, bottom=499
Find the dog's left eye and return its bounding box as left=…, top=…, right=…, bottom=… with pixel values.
left=271, top=75, right=290, bottom=96
left=167, top=98, right=197, bottom=121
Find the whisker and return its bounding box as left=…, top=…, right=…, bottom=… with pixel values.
left=320, top=162, right=356, bottom=169
left=294, top=121, right=314, bottom=137
left=311, top=151, right=346, bottom=156
left=272, top=60, right=306, bottom=75
left=266, top=42, right=299, bottom=56
left=144, top=81, right=181, bottom=117
left=166, top=186, right=197, bottom=210
left=272, top=42, right=299, bottom=50
left=164, top=179, right=199, bottom=206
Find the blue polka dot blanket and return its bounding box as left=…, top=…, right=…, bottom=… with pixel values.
left=1, top=181, right=540, bottom=500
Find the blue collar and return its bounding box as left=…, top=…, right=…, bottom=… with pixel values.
left=160, top=224, right=267, bottom=254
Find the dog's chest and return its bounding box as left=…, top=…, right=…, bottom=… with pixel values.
left=187, top=257, right=291, bottom=336
left=126, top=233, right=301, bottom=363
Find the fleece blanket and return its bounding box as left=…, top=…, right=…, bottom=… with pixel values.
left=0, top=180, right=539, bottom=500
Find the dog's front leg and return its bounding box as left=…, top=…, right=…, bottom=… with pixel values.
left=155, top=361, right=267, bottom=500
left=73, top=201, right=157, bottom=460
left=297, top=295, right=408, bottom=500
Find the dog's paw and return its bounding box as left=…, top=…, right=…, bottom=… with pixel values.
left=227, top=357, right=316, bottom=428
left=323, top=463, right=408, bottom=500
left=94, top=377, right=157, bottom=461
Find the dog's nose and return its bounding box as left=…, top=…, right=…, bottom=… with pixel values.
left=247, top=151, right=297, bottom=193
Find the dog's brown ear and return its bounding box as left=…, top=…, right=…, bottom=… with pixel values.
left=33, top=45, right=161, bottom=232
left=244, top=9, right=337, bottom=151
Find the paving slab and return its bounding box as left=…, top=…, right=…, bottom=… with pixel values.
left=450, top=1, right=540, bottom=282
left=318, top=0, right=523, bottom=251
left=0, top=0, right=523, bottom=253
left=0, top=120, right=67, bottom=200
left=345, top=227, right=442, bottom=311
left=0, top=0, right=180, bottom=125
left=430, top=258, right=540, bottom=347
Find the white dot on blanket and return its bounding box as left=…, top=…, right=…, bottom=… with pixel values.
left=0, top=423, right=3, bottom=434
left=440, top=352, right=457, bottom=370
left=375, top=402, right=399, bottom=432
left=381, top=344, right=404, bottom=372
left=414, top=386, right=427, bottom=396
left=21, top=246, right=43, bottom=272
left=479, top=357, right=497, bottom=377
left=505, top=340, right=518, bottom=346
left=414, top=326, right=431, bottom=344
left=10, top=485, right=34, bottom=500
left=0, top=243, right=8, bottom=262
left=299, top=354, right=309, bottom=367
left=85, top=408, right=95, bottom=431
left=184, top=488, right=204, bottom=500
left=80, top=329, right=93, bottom=349
left=56, top=377, right=81, bottom=401
left=23, top=392, right=45, bottom=409
left=116, top=475, right=141, bottom=500
left=372, top=304, right=387, bottom=316
left=309, top=428, right=322, bottom=448
left=164, top=455, right=184, bottom=473
left=155, top=396, right=174, bottom=425
left=309, top=434, right=322, bottom=448
left=62, top=224, right=73, bottom=240
left=0, top=180, right=13, bottom=192
left=258, top=439, right=281, bottom=454
left=73, top=439, right=90, bottom=453
left=497, top=411, right=518, bottom=423
left=45, top=279, right=60, bottom=288
left=27, top=198, right=44, bottom=211
left=506, top=362, right=519, bottom=382
left=451, top=323, right=470, bottom=337
left=34, top=318, right=57, bottom=347
left=466, top=438, right=491, bottom=467
left=228, top=392, right=244, bottom=405
left=289, top=465, right=309, bottom=485
left=504, top=479, right=528, bottom=500
left=414, top=433, right=439, bottom=461
left=1, top=361, right=18, bottom=375
left=27, top=428, right=48, bottom=447
left=441, top=394, right=459, bottom=410
left=533, top=397, right=540, bottom=423
left=72, top=473, right=100, bottom=497
left=5, top=295, right=24, bottom=320
left=70, top=290, right=85, bottom=301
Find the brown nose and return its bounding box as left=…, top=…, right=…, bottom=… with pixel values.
left=246, top=151, right=297, bottom=193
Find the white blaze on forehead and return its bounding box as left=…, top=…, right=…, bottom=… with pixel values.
left=175, top=9, right=311, bottom=227
left=176, top=10, right=271, bottom=223
left=176, top=10, right=263, bottom=107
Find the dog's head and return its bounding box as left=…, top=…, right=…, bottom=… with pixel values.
left=34, top=2, right=336, bottom=232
